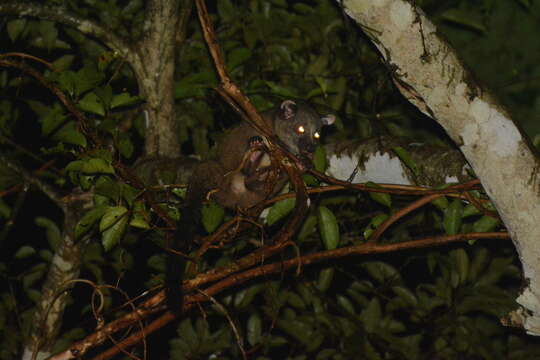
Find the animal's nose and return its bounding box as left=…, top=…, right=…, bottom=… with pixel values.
left=305, top=143, right=316, bottom=153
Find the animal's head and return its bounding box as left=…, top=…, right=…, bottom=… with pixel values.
left=273, top=100, right=335, bottom=157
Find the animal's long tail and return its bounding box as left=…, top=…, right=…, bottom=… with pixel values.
left=165, top=168, right=213, bottom=314
left=165, top=161, right=224, bottom=313
left=165, top=206, right=197, bottom=313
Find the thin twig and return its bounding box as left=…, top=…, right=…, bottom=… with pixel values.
left=0, top=58, right=99, bottom=145
left=74, top=230, right=508, bottom=360
left=368, top=193, right=444, bottom=243
left=0, top=153, right=63, bottom=207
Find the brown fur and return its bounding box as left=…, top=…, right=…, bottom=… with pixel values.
left=166, top=100, right=334, bottom=312
left=189, top=100, right=335, bottom=209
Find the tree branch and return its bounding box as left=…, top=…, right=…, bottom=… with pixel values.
left=337, top=0, right=540, bottom=334
left=67, top=231, right=509, bottom=360
left=0, top=153, right=63, bottom=209
left=195, top=0, right=310, bottom=246
left=0, top=2, right=132, bottom=59
left=0, top=57, right=99, bottom=145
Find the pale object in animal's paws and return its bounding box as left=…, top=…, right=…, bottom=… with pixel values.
left=166, top=100, right=335, bottom=313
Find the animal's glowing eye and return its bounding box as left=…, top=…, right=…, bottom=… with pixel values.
left=297, top=125, right=305, bottom=134
left=314, top=132, right=320, bottom=139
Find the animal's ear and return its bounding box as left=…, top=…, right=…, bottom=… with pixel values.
left=321, top=114, right=335, bottom=126
left=280, top=100, right=297, bottom=121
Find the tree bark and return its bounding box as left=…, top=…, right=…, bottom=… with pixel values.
left=131, top=0, right=183, bottom=157
left=326, top=137, right=469, bottom=186
left=337, top=0, right=540, bottom=335
left=22, top=192, right=92, bottom=360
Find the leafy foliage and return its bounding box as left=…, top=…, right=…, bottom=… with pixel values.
left=0, top=0, right=539, bottom=359
left=168, top=247, right=530, bottom=359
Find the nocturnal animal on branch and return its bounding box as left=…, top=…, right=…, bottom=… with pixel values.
left=165, top=100, right=335, bottom=312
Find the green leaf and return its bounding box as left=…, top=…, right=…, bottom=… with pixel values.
left=363, top=213, right=388, bottom=240
left=147, top=254, right=165, bottom=272
left=306, top=86, right=325, bottom=100
left=441, top=9, right=487, bottom=33
left=313, top=145, right=327, bottom=172
left=337, top=295, right=355, bottom=314
left=75, top=65, right=104, bottom=96
left=366, top=182, right=392, bottom=208
left=41, top=106, right=66, bottom=136
left=243, top=24, right=258, bottom=49
left=53, top=121, right=87, bottom=147
left=329, top=76, right=347, bottom=110
left=121, top=183, right=140, bottom=206
left=266, top=198, right=295, bottom=225
left=287, top=292, right=306, bottom=309
left=99, top=206, right=128, bottom=251
left=393, top=146, right=420, bottom=176
left=111, top=248, right=133, bottom=273
left=94, top=176, right=124, bottom=202
left=52, top=55, right=76, bottom=72
left=315, top=76, right=329, bottom=95
left=0, top=198, right=11, bottom=219
left=130, top=201, right=150, bottom=229
left=26, top=100, right=49, bottom=117
left=317, top=206, right=339, bottom=250
left=293, top=3, right=315, bottom=13
left=247, top=313, right=262, bottom=346
left=361, top=298, right=382, bottom=333
left=217, top=0, right=235, bottom=21
left=57, top=71, right=77, bottom=96
left=95, top=86, right=113, bottom=109
left=392, top=286, right=418, bottom=307
left=302, top=173, right=318, bottom=186
left=23, top=263, right=47, bottom=289
left=234, top=284, right=265, bottom=308
left=443, top=199, right=463, bottom=235
left=83, top=242, right=103, bottom=264
left=75, top=205, right=108, bottom=240
left=175, top=318, right=197, bottom=346
left=66, top=158, right=114, bottom=175
left=361, top=261, right=400, bottom=284
left=297, top=214, right=317, bottom=241
left=79, top=175, right=93, bottom=190
left=472, top=215, right=500, bottom=233
left=431, top=196, right=448, bottom=211
left=7, top=19, right=27, bottom=42
left=296, top=283, right=313, bottom=305
left=26, top=289, right=42, bottom=303
left=117, top=133, right=134, bottom=158
left=451, top=248, right=469, bottom=285
left=276, top=318, right=319, bottom=350
left=269, top=0, right=287, bottom=7
left=317, top=349, right=339, bottom=359
left=477, top=257, right=515, bottom=287
left=227, top=47, right=252, bottom=70
left=264, top=81, right=298, bottom=98
left=78, top=92, right=105, bottom=116
left=35, top=217, right=61, bottom=250
left=201, top=201, right=225, bottom=233
left=306, top=54, right=329, bottom=76
left=15, top=246, right=36, bottom=259
left=463, top=203, right=482, bottom=217
left=39, top=249, right=52, bottom=262
left=110, top=92, right=141, bottom=109
left=39, top=20, right=58, bottom=51
left=316, top=267, right=334, bottom=292
left=468, top=248, right=489, bottom=282
left=175, top=72, right=216, bottom=99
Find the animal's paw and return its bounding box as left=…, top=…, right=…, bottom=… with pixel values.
left=295, top=154, right=314, bottom=172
